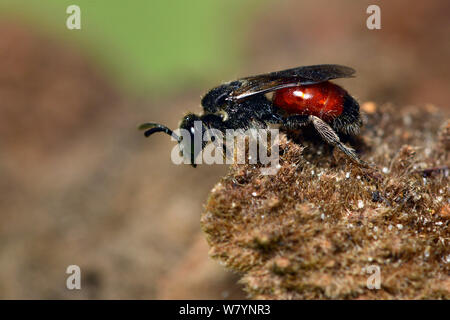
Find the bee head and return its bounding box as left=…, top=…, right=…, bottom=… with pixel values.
left=179, top=113, right=204, bottom=167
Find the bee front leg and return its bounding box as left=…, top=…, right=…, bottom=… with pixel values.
left=309, top=115, right=367, bottom=166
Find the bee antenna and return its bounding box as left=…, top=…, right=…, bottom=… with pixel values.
left=138, top=123, right=180, bottom=142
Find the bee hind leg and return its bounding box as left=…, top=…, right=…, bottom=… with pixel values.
left=309, top=115, right=367, bottom=166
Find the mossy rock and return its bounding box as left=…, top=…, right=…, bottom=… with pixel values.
left=201, top=103, right=449, bottom=299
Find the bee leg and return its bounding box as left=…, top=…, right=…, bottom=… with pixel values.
left=282, top=115, right=310, bottom=130
left=199, top=114, right=233, bottom=160
left=309, top=115, right=367, bottom=166
left=282, top=114, right=359, bottom=163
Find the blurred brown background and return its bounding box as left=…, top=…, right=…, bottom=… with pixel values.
left=0, top=0, right=448, bottom=299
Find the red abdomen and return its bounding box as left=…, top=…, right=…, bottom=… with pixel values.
left=272, top=81, right=346, bottom=121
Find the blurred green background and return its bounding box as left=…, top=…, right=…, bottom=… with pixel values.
left=0, top=0, right=258, bottom=95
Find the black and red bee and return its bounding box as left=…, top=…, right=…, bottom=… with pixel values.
left=140, top=64, right=365, bottom=166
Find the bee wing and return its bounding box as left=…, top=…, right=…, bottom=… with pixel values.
left=228, top=64, right=355, bottom=101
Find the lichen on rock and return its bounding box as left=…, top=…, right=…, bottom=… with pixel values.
left=201, top=103, right=449, bottom=299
